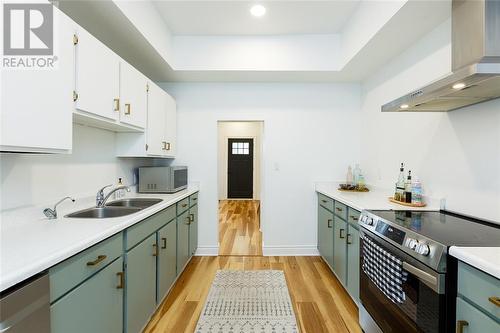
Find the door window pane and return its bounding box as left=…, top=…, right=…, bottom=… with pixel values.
left=231, top=141, right=251, bottom=154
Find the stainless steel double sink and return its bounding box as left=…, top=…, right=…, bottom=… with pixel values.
left=65, top=198, right=163, bottom=218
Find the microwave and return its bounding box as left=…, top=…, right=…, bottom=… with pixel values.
left=138, top=166, right=188, bottom=193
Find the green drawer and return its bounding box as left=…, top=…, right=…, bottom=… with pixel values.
left=177, top=197, right=190, bottom=215
left=334, top=201, right=347, bottom=220
left=126, top=205, right=175, bottom=250
left=456, top=297, right=500, bottom=332
left=347, top=207, right=360, bottom=227
left=318, top=193, right=334, bottom=212
left=189, top=192, right=198, bottom=207
left=49, top=233, right=123, bottom=302
left=458, top=261, right=500, bottom=320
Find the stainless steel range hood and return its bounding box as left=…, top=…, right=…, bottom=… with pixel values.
left=382, top=0, right=500, bottom=112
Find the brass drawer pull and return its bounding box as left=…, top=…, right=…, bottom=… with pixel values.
left=113, top=98, right=120, bottom=111
left=86, top=255, right=107, bottom=266
left=166, top=142, right=171, bottom=150
left=350, top=215, right=358, bottom=221
left=336, top=207, right=343, bottom=212
left=327, top=219, right=333, bottom=228
left=192, top=197, right=197, bottom=201
left=185, top=217, right=191, bottom=225
left=189, top=213, right=195, bottom=222
left=456, top=320, right=468, bottom=333
left=347, top=233, right=352, bottom=244
left=162, top=141, right=167, bottom=150
left=116, top=272, right=124, bottom=289
left=182, top=203, right=187, bottom=208
left=125, top=103, right=131, bottom=115
left=152, top=244, right=158, bottom=257
left=161, top=237, right=167, bottom=249
left=321, top=200, right=327, bottom=203
left=488, top=296, right=500, bottom=307
left=339, top=228, right=345, bottom=239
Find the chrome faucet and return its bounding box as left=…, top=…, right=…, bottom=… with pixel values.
left=44, top=196, right=75, bottom=219
left=96, top=184, right=130, bottom=208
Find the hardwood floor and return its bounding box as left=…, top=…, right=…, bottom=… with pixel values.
left=218, top=200, right=262, bottom=256
left=144, top=256, right=361, bottom=333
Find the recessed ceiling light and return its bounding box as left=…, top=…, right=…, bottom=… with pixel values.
left=400, top=104, right=409, bottom=109
left=452, top=82, right=466, bottom=90
left=250, top=4, right=266, bottom=17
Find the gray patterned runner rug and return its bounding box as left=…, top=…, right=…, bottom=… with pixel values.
left=195, top=270, right=298, bottom=333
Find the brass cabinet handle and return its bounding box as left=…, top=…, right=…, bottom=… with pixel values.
left=86, top=254, right=107, bottom=266
left=350, top=215, right=359, bottom=221
left=327, top=219, right=333, bottom=228
left=321, top=200, right=327, bottom=203
left=185, top=216, right=191, bottom=225
left=162, top=141, right=167, bottom=150
left=116, top=272, right=124, bottom=289
left=192, top=197, right=197, bottom=201
left=125, top=103, right=131, bottom=115
left=152, top=244, right=158, bottom=256
left=488, top=296, right=500, bottom=307
left=161, top=237, right=167, bottom=249
left=336, top=207, right=342, bottom=212
left=113, top=98, right=120, bottom=111
left=347, top=233, right=352, bottom=244
left=456, top=320, right=468, bottom=333
left=189, top=213, right=195, bottom=222
left=182, top=203, right=187, bottom=208
left=339, top=228, right=345, bottom=239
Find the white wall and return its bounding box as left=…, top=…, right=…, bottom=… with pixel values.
left=360, top=19, right=500, bottom=223
left=217, top=121, right=263, bottom=201
left=160, top=83, right=361, bottom=254
left=0, top=124, right=152, bottom=211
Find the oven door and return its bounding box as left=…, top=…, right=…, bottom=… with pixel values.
left=359, top=228, right=446, bottom=333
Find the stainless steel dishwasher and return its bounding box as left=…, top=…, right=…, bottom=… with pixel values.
left=0, top=274, right=50, bottom=333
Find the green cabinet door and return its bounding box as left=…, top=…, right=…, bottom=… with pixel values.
left=318, top=205, right=334, bottom=269
left=346, top=225, right=360, bottom=302
left=51, top=258, right=123, bottom=333
left=333, top=216, right=347, bottom=285
left=126, top=233, right=157, bottom=333
left=157, top=220, right=177, bottom=303
left=189, top=204, right=198, bottom=256
left=177, top=210, right=190, bottom=275
left=456, top=297, right=500, bottom=333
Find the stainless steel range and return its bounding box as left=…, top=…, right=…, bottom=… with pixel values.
left=358, top=210, right=500, bottom=333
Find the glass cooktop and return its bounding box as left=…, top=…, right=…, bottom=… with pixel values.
left=367, top=210, right=500, bottom=247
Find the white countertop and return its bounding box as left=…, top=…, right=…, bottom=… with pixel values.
left=0, top=184, right=199, bottom=292
left=315, top=182, right=440, bottom=211
left=449, top=247, right=500, bottom=279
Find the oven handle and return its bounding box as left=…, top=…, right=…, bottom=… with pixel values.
left=402, top=261, right=442, bottom=293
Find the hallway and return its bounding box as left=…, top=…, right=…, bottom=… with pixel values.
left=218, top=200, right=262, bottom=256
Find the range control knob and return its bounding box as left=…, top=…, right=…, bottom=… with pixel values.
left=366, top=217, right=374, bottom=226
left=405, top=238, right=419, bottom=250
left=415, top=243, right=430, bottom=256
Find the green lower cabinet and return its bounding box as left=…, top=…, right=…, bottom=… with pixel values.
left=456, top=297, right=500, bottom=333
left=189, top=204, right=198, bottom=256
left=333, top=216, right=347, bottom=285
left=346, top=224, right=360, bottom=302
left=177, top=210, right=190, bottom=274
left=318, top=204, right=334, bottom=269
left=157, top=220, right=177, bottom=303
left=126, top=233, right=157, bottom=333
left=50, top=258, right=123, bottom=333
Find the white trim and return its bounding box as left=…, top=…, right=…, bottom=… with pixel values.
left=194, top=246, right=219, bottom=256
left=262, top=245, right=320, bottom=256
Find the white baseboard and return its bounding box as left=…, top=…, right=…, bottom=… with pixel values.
left=194, top=246, right=219, bottom=256
left=262, top=245, right=320, bottom=256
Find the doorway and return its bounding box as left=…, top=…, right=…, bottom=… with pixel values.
left=217, top=121, right=263, bottom=256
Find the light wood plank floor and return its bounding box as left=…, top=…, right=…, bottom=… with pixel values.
left=218, top=200, right=262, bottom=256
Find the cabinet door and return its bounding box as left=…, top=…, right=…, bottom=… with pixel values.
left=74, top=26, right=119, bottom=121
left=456, top=297, right=500, bottom=333
left=51, top=258, right=123, bottom=333
left=146, top=82, right=166, bottom=156
left=157, top=221, right=177, bottom=302
left=126, top=233, right=157, bottom=333
left=346, top=225, right=360, bottom=302
left=189, top=205, right=198, bottom=256
left=1, top=8, right=73, bottom=153
left=163, top=92, right=177, bottom=157
left=177, top=210, right=190, bottom=275
left=334, top=216, right=347, bottom=285
left=120, top=61, right=147, bottom=129
left=318, top=205, right=334, bottom=269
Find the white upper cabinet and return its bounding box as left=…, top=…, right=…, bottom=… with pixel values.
left=119, top=61, right=147, bottom=129
left=163, top=93, right=177, bottom=157
left=0, top=8, right=74, bottom=153
left=145, top=83, right=167, bottom=156
left=73, top=26, right=120, bottom=122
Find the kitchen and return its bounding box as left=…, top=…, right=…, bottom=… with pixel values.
left=0, top=1, right=499, bottom=333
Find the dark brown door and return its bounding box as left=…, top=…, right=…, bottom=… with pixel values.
left=228, top=138, right=253, bottom=199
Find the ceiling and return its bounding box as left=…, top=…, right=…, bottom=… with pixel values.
left=153, top=0, right=361, bottom=35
